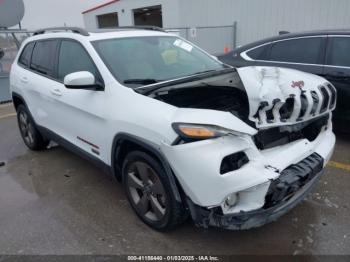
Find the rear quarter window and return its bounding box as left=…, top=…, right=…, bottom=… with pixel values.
left=18, top=42, right=35, bottom=67
left=246, top=44, right=271, bottom=60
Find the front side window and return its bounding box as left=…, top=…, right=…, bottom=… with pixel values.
left=270, top=37, right=323, bottom=64
left=327, top=37, right=350, bottom=67
left=58, top=40, right=97, bottom=81
left=92, top=36, right=225, bottom=87
left=30, top=40, right=58, bottom=76
left=18, top=42, right=35, bottom=67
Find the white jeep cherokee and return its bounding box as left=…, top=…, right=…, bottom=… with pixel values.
left=10, top=27, right=336, bottom=231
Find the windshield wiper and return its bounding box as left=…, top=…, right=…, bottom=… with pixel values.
left=124, top=79, right=159, bottom=85
left=135, top=67, right=236, bottom=95
left=190, top=69, right=218, bottom=76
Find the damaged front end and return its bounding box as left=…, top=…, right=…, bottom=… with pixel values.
left=144, top=66, right=336, bottom=230
left=186, top=153, right=324, bottom=230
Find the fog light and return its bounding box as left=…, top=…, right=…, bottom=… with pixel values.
left=224, top=193, right=238, bottom=208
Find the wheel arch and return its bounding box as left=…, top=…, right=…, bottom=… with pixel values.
left=111, top=133, right=183, bottom=203
left=12, top=92, right=27, bottom=110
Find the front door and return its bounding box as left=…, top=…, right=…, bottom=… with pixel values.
left=51, top=39, right=107, bottom=160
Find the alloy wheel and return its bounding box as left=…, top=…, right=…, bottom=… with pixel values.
left=19, top=111, right=35, bottom=146
left=126, top=161, right=167, bottom=222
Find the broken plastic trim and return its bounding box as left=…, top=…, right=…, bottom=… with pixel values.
left=186, top=154, right=324, bottom=230
left=220, top=152, right=249, bottom=174
left=264, top=152, right=323, bottom=208
left=253, top=114, right=329, bottom=150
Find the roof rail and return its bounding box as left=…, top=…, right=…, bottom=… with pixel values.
left=112, top=26, right=165, bottom=32
left=33, top=27, right=90, bottom=36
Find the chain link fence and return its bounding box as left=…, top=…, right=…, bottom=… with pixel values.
left=0, top=30, right=31, bottom=103
left=166, top=22, right=237, bottom=55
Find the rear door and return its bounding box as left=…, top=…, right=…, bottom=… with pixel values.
left=26, top=39, right=62, bottom=130
left=267, top=37, right=326, bottom=75
left=323, top=36, right=350, bottom=121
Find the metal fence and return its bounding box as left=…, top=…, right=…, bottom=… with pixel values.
left=165, top=22, right=237, bottom=55
left=0, top=30, right=31, bottom=103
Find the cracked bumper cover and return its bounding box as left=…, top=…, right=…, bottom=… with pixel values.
left=186, top=153, right=324, bottom=230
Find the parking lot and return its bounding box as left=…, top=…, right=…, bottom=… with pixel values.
left=0, top=102, right=349, bottom=255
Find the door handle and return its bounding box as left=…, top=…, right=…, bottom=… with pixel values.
left=20, top=77, right=28, bottom=83
left=50, top=89, right=62, bottom=97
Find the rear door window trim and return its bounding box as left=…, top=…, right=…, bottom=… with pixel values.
left=30, top=39, right=60, bottom=79
left=241, top=35, right=327, bottom=67
left=17, top=38, right=104, bottom=86
left=325, top=35, right=350, bottom=69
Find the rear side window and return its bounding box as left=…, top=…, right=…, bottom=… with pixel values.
left=30, top=40, right=59, bottom=76
left=246, top=44, right=271, bottom=60
left=270, top=37, right=323, bottom=64
left=327, top=37, right=350, bottom=67
left=18, top=42, right=35, bottom=67
left=57, top=40, right=97, bottom=81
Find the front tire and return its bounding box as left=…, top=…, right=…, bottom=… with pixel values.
left=122, top=151, right=186, bottom=231
left=17, top=104, right=49, bottom=151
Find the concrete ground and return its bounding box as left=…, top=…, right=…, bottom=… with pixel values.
left=0, top=103, right=349, bottom=255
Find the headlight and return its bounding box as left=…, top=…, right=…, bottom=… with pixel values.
left=172, top=123, right=233, bottom=140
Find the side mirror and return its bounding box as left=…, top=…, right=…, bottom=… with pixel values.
left=64, top=71, right=104, bottom=90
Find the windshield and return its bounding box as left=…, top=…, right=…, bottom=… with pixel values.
left=92, top=36, right=225, bottom=87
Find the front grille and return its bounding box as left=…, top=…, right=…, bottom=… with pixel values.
left=254, top=83, right=336, bottom=126
left=310, top=91, right=319, bottom=115
left=279, top=97, right=294, bottom=122
left=297, top=93, right=308, bottom=121
left=264, top=153, right=324, bottom=208
left=254, top=114, right=329, bottom=150
left=319, top=86, right=330, bottom=113
left=327, top=83, right=337, bottom=109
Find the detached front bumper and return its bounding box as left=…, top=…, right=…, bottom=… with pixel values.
left=186, top=153, right=324, bottom=230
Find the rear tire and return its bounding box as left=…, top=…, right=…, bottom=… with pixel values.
left=17, top=104, right=49, bottom=151
left=122, top=150, right=186, bottom=231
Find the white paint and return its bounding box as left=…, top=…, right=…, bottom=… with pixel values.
left=64, top=71, right=95, bottom=87
left=10, top=30, right=335, bottom=214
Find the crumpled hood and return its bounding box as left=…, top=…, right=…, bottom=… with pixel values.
left=237, top=66, right=336, bottom=128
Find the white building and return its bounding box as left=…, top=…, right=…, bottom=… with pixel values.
left=82, top=0, right=350, bottom=54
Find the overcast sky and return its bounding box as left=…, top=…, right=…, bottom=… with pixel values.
left=20, top=0, right=104, bottom=30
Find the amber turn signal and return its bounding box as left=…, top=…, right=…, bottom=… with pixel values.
left=179, top=126, right=216, bottom=138
left=172, top=123, right=233, bottom=140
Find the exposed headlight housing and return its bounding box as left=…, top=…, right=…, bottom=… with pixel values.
left=172, top=123, right=233, bottom=140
